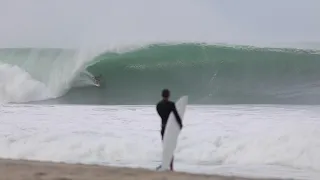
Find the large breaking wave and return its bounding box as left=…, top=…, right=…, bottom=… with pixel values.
left=1, top=43, right=320, bottom=105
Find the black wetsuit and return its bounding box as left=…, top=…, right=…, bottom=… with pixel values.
left=156, top=99, right=182, bottom=171
left=156, top=99, right=183, bottom=139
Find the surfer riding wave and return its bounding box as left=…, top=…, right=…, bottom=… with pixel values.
left=92, top=74, right=102, bottom=87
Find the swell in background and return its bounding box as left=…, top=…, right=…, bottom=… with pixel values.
left=1, top=43, right=320, bottom=105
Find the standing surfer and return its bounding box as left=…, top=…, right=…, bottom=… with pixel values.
left=156, top=89, right=183, bottom=171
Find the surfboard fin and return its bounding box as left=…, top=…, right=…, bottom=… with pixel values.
left=156, top=165, right=166, bottom=171
left=156, top=165, right=171, bottom=172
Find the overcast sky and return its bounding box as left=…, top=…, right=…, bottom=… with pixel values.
left=0, top=0, right=319, bottom=48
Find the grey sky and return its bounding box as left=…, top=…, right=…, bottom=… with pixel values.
left=0, top=0, right=319, bottom=48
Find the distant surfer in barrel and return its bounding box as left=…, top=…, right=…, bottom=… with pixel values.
left=93, top=74, right=102, bottom=87
left=156, top=89, right=183, bottom=171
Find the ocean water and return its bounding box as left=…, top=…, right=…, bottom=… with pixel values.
left=1, top=103, right=320, bottom=180
left=0, top=44, right=320, bottom=105
left=0, top=43, right=320, bottom=180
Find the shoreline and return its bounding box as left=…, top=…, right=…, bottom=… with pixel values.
left=0, top=158, right=280, bottom=180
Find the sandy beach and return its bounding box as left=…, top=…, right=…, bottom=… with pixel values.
left=0, top=158, right=281, bottom=180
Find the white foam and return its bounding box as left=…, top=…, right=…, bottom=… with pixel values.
left=0, top=104, right=320, bottom=179
left=0, top=48, right=99, bottom=103
left=0, top=63, right=52, bottom=103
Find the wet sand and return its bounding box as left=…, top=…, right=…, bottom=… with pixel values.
left=0, top=158, right=281, bottom=180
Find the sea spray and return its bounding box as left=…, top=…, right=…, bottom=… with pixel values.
left=0, top=63, right=51, bottom=103
left=0, top=48, right=97, bottom=103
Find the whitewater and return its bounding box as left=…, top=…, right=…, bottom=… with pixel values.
left=1, top=103, right=320, bottom=180
left=0, top=48, right=97, bottom=103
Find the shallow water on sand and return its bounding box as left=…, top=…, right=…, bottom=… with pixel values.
left=1, top=104, right=320, bottom=180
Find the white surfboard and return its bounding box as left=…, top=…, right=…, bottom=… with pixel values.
left=94, top=83, right=100, bottom=87
left=157, top=95, right=188, bottom=171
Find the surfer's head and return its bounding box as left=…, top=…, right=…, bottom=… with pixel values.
left=161, top=89, right=170, bottom=100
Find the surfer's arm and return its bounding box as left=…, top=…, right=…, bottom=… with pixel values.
left=172, top=103, right=183, bottom=129
left=156, top=103, right=160, bottom=115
